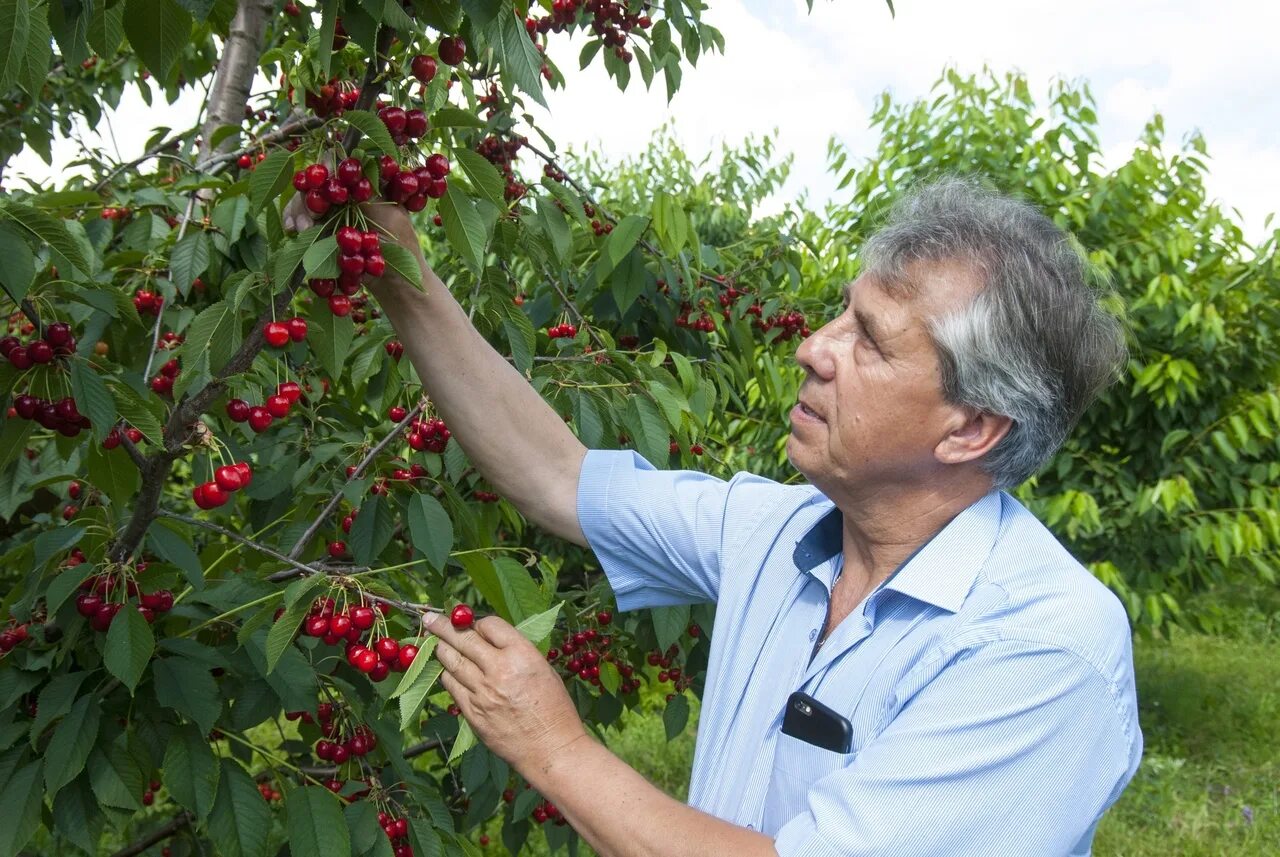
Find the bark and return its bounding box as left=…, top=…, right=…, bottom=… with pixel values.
left=198, top=0, right=274, bottom=165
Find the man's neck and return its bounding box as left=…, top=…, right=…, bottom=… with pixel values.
left=835, top=479, right=991, bottom=605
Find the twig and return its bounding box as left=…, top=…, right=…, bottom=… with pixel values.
left=341, top=27, right=398, bottom=152
left=109, top=812, right=193, bottom=857
left=285, top=402, right=425, bottom=560
left=157, top=510, right=325, bottom=577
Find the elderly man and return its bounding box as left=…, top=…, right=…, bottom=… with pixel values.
left=351, top=176, right=1141, bottom=856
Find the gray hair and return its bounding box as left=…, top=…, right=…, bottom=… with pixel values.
left=860, top=175, right=1127, bottom=490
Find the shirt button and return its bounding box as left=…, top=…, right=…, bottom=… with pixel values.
left=809, top=629, right=818, bottom=641
left=747, top=824, right=755, bottom=830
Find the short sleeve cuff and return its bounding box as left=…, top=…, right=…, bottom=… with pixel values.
left=576, top=449, right=662, bottom=612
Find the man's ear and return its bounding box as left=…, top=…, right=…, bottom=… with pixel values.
left=935, top=407, right=1012, bottom=465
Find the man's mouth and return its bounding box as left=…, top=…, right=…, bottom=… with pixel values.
left=796, top=401, right=824, bottom=422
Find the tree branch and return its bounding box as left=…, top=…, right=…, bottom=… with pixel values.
left=199, top=0, right=275, bottom=162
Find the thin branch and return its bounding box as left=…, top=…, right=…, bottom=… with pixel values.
left=109, top=812, right=193, bottom=857
left=341, top=27, right=398, bottom=152
left=286, top=403, right=425, bottom=561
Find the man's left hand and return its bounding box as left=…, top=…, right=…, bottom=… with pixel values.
left=424, top=611, right=588, bottom=775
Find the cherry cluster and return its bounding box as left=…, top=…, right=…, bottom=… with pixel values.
left=675, top=304, right=716, bottom=333
left=225, top=380, right=304, bottom=433
left=475, top=135, right=528, bottom=201
left=133, top=288, right=164, bottom=317
left=377, top=811, right=415, bottom=855
left=502, top=786, right=567, bottom=828
left=406, top=416, right=450, bottom=454
left=547, top=323, right=578, bottom=340
left=755, top=309, right=810, bottom=341
left=311, top=721, right=379, bottom=765
left=2, top=321, right=76, bottom=369
left=669, top=441, right=704, bottom=456
left=304, top=79, right=361, bottom=118
left=376, top=105, right=429, bottom=147
left=384, top=339, right=405, bottom=360
left=473, top=490, right=500, bottom=503
left=296, top=597, right=419, bottom=683
left=236, top=151, right=268, bottom=170
left=99, top=205, right=132, bottom=220
left=525, top=0, right=652, bottom=63
left=264, top=317, right=308, bottom=347
left=102, top=425, right=144, bottom=449
left=141, top=778, right=162, bottom=806
left=0, top=620, right=30, bottom=655
left=149, top=357, right=181, bottom=397
left=380, top=152, right=452, bottom=211
left=257, top=781, right=283, bottom=802
left=192, top=461, right=254, bottom=510
left=75, top=574, right=175, bottom=629
left=294, top=160, right=373, bottom=217
left=646, top=642, right=693, bottom=697
left=8, top=394, right=91, bottom=437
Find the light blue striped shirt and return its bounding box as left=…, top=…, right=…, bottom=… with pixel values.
left=577, top=450, right=1142, bottom=856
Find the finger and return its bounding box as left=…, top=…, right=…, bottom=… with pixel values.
left=425, top=611, right=496, bottom=667
left=435, top=640, right=483, bottom=693
left=473, top=615, right=526, bottom=649
left=439, top=670, right=469, bottom=712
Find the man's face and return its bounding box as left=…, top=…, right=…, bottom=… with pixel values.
left=786, top=261, right=982, bottom=498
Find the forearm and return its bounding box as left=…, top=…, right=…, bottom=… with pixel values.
left=366, top=255, right=588, bottom=545
left=522, top=734, right=777, bottom=857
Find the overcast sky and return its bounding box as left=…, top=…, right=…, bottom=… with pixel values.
left=10, top=0, right=1278, bottom=244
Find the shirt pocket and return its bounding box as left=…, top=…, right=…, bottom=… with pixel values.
left=761, top=730, right=858, bottom=835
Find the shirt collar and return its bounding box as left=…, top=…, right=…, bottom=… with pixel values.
left=792, top=491, right=1004, bottom=613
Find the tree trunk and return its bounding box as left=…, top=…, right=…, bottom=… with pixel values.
left=198, top=0, right=274, bottom=167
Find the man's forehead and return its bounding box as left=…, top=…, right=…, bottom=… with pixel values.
left=846, top=260, right=982, bottom=319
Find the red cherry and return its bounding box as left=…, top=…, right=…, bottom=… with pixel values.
left=284, top=317, right=308, bottom=342
left=265, top=395, right=291, bottom=418
left=387, top=406, right=407, bottom=422
left=374, top=637, right=400, bottom=662
left=336, top=226, right=363, bottom=254
left=363, top=254, right=386, bottom=277
left=76, top=594, right=103, bottom=617
left=7, top=347, right=32, bottom=369
left=328, top=540, right=346, bottom=558
left=393, top=172, right=419, bottom=198
left=234, top=461, right=253, bottom=486
left=304, top=164, right=329, bottom=189
left=309, top=278, right=336, bottom=298
left=350, top=606, right=375, bottom=629
left=404, top=193, right=428, bottom=212
left=323, top=179, right=349, bottom=205
left=28, top=341, right=54, bottom=363
left=378, top=107, right=407, bottom=135
left=359, top=232, right=381, bottom=255
left=328, top=294, right=353, bottom=316
left=329, top=614, right=352, bottom=636
left=338, top=253, right=366, bottom=275
left=215, top=465, right=244, bottom=492
left=379, top=155, right=400, bottom=181
left=351, top=177, right=374, bottom=202
left=304, top=190, right=331, bottom=216
left=397, top=644, right=418, bottom=669
left=450, top=604, right=474, bottom=629
left=248, top=407, right=274, bottom=433
left=44, top=322, right=73, bottom=347
left=305, top=616, right=329, bottom=637
left=201, top=481, right=229, bottom=508
left=405, top=110, right=428, bottom=138
left=369, top=661, right=390, bottom=682
left=126, top=427, right=143, bottom=444
left=264, top=322, right=291, bottom=348
left=226, top=398, right=250, bottom=422
left=277, top=381, right=303, bottom=403
left=336, top=158, right=363, bottom=187
left=292, top=170, right=309, bottom=191
left=410, top=54, right=437, bottom=83
left=425, top=153, right=451, bottom=179
left=439, top=36, right=466, bottom=65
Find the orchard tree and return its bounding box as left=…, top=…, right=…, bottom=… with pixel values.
left=0, top=0, right=885, bottom=853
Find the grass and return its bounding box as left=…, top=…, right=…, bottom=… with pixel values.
left=496, top=593, right=1280, bottom=855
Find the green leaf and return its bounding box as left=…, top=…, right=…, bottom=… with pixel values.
left=449, top=717, right=477, bottom=763
left=597, top=214, right=649, bottom=280
left=515, top=603, right=562, bottom=648
left=302, top=235, right=339, bottom=278
left=380, top=242, right=421, bottom=288
left=176, top=299, right=238, bottom=374
left=85, top=434, right=141, bottom=510
left=1, top=416, right=35, bottom=471
left=248, top=147, right=296, bottom=213
left=123, top=0, right=191, bottom=78
left=33, top=523, right=86, bottom=570
left=287, top=785, right=351, bottom=857
left=439, top=185, right=488, bottom=272
left=611, top=248, right=648, bottom=314
left=0, top=760, right=44, bottom=856
left=264, top=596, right=307, bottom=675
left=69, top=359, right=115, bottom=444
left=208, top=759, right=272, bottom=857
left=153, top=657, right=222, bottom=734
left=535, top=197, right=571, bottom=263
left=350, top=493, right=395, bottom=565
left=0, top=0, right=32, bottom=93
left=87, top=1, right=125, bottom=59
left=0, top=201, right=91, bottom=275
left=343, top=110, right=398, bottom=157
left=457, top=555, right=507, bottom=621
left=651, top=603, right=690, bottom=652
left=0, top=223, right=35, bottom=304
left=625, top=393, right=669, bottom=465
left=398, top=657, right=442, bottom=732
left=308, top=310, right=354, bottom=381
left=44, top=695, right=101, bottom=798
left=148, top=518, right=205, bottom=589
left=452, top=148, right=506, bottom=207
left=30, top=672, right=90, bottom=748
left=103, top=603, right=154, bottom=692
left=272, top=225, right=323, bottom=285
left=163, top=723, right=220, bottom=823
left=88, top=742, right=143, bottom=810
left=19, top=3, right=51, bottom=98
left=485, top=7, right=547, bottom=108
left=662, top=693, right=689, bottom=740
left=407, top=493, right=453, bottom=571
left=52, top=773, right=104, bottom=855
left=429, top=106, right=485, bottom=128
left=503, top=314, right=535, bottom=374
left=47, top=0, right=89, bottom=68
left=170, top=230, right=211, bottom=296
left=599, top=659, right=620, bottom=695
left=493, top=556, right=546, bottom=626
left=108, top=378, right=164, bottom=443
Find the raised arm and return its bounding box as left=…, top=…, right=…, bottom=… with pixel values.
left=360, top=201, right=589, bottom=546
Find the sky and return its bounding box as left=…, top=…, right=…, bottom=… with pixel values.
left=10, top=0, right=1279, bottom=244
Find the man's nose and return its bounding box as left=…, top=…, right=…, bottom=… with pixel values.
left=795, top=321, right=836, bottom=381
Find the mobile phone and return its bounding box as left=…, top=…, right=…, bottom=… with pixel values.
left=780, top=691, right=853, bottom=753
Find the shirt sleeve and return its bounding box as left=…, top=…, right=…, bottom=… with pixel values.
left=772, top=640, right=1142, bottom=857
left=575, top=449, right=740, bottom=611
